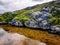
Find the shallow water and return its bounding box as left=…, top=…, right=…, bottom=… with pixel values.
left=0, top=28, right=46, bottom=45
left=0, top=24, right=60, bottom=45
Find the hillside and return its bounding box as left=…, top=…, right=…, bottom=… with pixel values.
left=0, top=1, right=60, bottom=45
left=0, top=1, right=60, bottom=33
left=0, top=1, right=59, bottom=22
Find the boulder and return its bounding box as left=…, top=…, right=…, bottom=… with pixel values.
left=39, top=22, right=50, bottom=29
left=27, top=11, right=51, bottom=29
left=0, top=21, right=7, bottom=24
left=50, top=26, right=60, bottom=33
left=9, top=20, right=23, bottom=26
left=24, top=19, right=40, bottom=28
left=14, top=21, right=23, bottom=26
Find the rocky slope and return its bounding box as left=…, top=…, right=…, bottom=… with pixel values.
left=0, top=0, right=60, bottom=34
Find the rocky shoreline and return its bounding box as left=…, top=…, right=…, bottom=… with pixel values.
left=0, top=11, right=60, bottom=34
left=0, top=1, right=60, bottom=34
left=0, top=21, right=60, bottom=35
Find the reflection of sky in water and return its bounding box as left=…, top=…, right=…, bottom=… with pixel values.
left=0, top=0, right=53, bottom=14
left=0, top=28, right=46, bottom=45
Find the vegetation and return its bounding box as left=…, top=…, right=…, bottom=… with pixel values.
left=47, top=7, right=60, bottom=26
left=0, top=1, right=60, bottom=24
left=0, top=1, right=59, bottom=24
left=0, top=1, right=60, bottom=45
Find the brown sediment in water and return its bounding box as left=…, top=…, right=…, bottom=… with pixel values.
left=0, top=24, right=60, bottom=45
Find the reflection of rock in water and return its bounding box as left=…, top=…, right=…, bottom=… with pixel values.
left=0, top=28, right=46, bottom=45
left=0, top=28, right=7, bottom=37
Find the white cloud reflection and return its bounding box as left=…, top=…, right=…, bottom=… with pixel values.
left=0, top=28, right=46, bottom=45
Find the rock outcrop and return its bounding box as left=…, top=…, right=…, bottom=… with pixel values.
left=9, top=20, right=23, bottom=26
left=25, top=11, right=51, bottom=29
left=0, top=1, right=60, bottom=34
left=25, top=19, right=40, bottom=28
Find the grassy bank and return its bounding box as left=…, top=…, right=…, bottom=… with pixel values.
left=0, top=24, right=60, bottom=45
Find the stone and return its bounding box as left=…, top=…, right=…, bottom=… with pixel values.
left=0, top=21, right=7, bottom=24
left=51, top=26, right=60, bottom=32
left=28, top=11, right=51, bottom=29
left=24, top=19, right=39, bottom=28
left=9, top=20, right=23, bottom=26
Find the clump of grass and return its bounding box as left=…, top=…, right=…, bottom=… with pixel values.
left=0, top=24, right=60, bottom=45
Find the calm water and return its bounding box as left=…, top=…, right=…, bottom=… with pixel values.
left=0, top=24, right=60, bottom=45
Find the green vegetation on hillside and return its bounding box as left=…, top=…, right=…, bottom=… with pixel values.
left=47, top=7, right=60, bottom=26
left=0, top=1, right=60, bottom=26
left=0, top=1, right=60, bottom=45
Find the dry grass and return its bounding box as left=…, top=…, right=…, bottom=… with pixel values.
left=0, top=24, right=60, bottom=45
